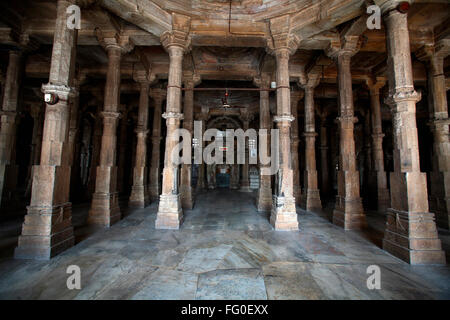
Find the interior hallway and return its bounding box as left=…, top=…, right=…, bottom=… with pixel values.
left=0, top=190, right=449, bottom=300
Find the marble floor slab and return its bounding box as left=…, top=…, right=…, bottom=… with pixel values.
left=0, top=189, right=449, bottom=300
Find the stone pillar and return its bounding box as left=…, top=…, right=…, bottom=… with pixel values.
left=129, top=73, right=152, bottom=208
left=326, top=42, right=366, bottom=230
left=87, top=111, right=102, bottom=197
left=117, top=106, right=128, bottom=194
left=195, top=109, right=208, bottom=191
left=381, top=5, right=445, bottom=264
left=255, top=76, right=272, bottom=211
left=366, top=78, right=390, bottom=212
left=239, top=112, right=252, bottom=192
left=0, top=50, right=21, bottom=208
left=319, top=115, right=330, bottom=197
left=301, top=85, right=322, bottom=211
left=180, top=75, right=199, bottom=209
left=88, top=33, right=133, bottom=227
left=290, top=91, right=302, bottom=205
left=417, top=40, right=450, bottom=230
left=155, top=26, right=191, bottom=230
left=148, top=90, right=165, bottom=202
left=15, top=0, right=77, bottom=259
left=25, top=104, right=44, bottom=198
left=266, top=25, right=300, bottom=231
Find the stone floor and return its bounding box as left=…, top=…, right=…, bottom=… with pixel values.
left=0, top=189, right=449, bottom=300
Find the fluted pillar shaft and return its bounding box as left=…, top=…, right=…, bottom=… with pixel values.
left=332, top=53, right=366, bottom=230
left=368, top=83, right=390, bottom=211
left=88, top=45, right=122, bottom=227
left=180, top=81, right=194, bottom=209
left=381, top=7, right=444, bottom=265
left=302, top=87, right=322, bottom=211
left=319, top=117, right=329, bottom=197
left=270, top=48, right=298, bottom=231
left=129, top=82, right=150, bottom=208
left=257, top=87, right=272, bottom=211
left=291, top=92, right=301, bottom=204
left=16, top=0, right=77, bottom=259
left=148, top=93, right=164, bottom=201
left=239, top=118, right=251, bottom=192
left=155, top=43, right=186, bottom=230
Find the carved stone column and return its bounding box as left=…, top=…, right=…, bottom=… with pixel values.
left=195, top=109, right=208, bottom=191
left=300, top=84, right=322, bottom=211
left=155, top=20, right=191, bottom=230
left=129, top=72, right=153, bottom=208
left=87, top=110, right=102, bottom=198
left=290, top=91, right=302, bottom=205
left=319, top=115, right=329, bottom=197
left=326, top=39, right=366, bottom=230
left=381, top=5, right=445, bottom=264
left=25, top=103, right=44, bottom=198
left=366, top=78, right=390, bottom=212
left=88, top=33, right=133, bottom=227
left=239, top=111, right=252, bottom=192
left=267, top=17, right=299, bottom=231
left=117, top=105, right=128, bottom=194
left=255, top=75, right=272, bottom=211
left=180, top=75, right=200, bottom=209
left=417, top=40, right=450, bottom=230
left=148, top=89, right=165, bottom=201
left=15, top=0, right=77, bottom=259
left=0, top=50, right=21, bottom=209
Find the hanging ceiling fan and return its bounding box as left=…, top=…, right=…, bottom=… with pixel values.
left=219, top=89, right=245, bottom=109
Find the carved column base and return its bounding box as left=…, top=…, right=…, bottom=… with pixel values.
left=180, top=186, right=194, bottom=210
left=88, top=192, right=121, bottom=227
left=301, top=189, right=322, bottom=211
left=270, top=195, right=299, bottom=231
left=383, top=208, right=446, bottom=265
left=239, top=184, right=252, bottom=192
left=15, top=203, right=74, bottom=260
left=429, top=171, right=450, bottom=229
left=333, top=196, right=366, bottom=230
left=377, top=188, right=391, bottom=213
left=129, top=185, right=150, bottom=208
left=129, top=166, right=150, bottom=208
left=155, top=194, right=183, bottom=229
left=148, top=183, right=160, bottom=202
left=257, top=187, right=272, bottom=212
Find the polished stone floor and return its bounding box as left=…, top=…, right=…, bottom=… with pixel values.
left=0, top=189, right=449, bottom=300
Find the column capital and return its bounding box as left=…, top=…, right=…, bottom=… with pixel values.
left=365, top=77, right=386, bottom=94
left=374, top=0, right=412, bottom=15
left=183, top=73, right=201, bottom=88
left=150, top=89, right=167, bottom=103
left=253, top=74, right=272, bottom=88
left=325, top=36, right=362, bottom=60
left=133, top=69, right=156, bottom=85
left=266, top=15, right=299, bottom=56
left=95, top=29, right=134, bottom=54
left=100, top=111, right=121, bottom=120
left=416, top=39, right=450, bottom=63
